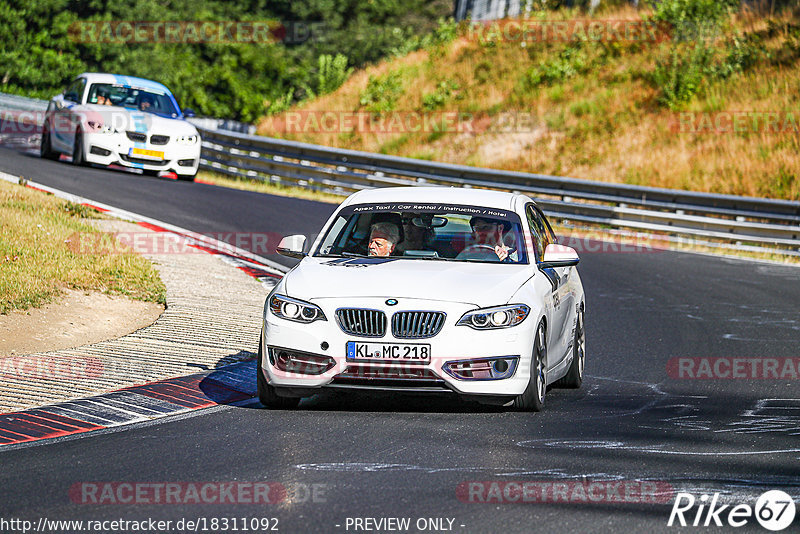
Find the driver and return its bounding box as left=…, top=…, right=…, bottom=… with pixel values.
left=367, top=222, right=400, bottom=257
left=95, top=88, right=113, bottom=106
left=465, top=216, right=511, bottom=261
left=138, top=94, right=154, bottom=111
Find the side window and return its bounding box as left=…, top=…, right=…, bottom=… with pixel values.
left=64, top=79, right=86, bottom=103
left=526, top=204, right=557, bottom=262
left=534, top=205, right=558, bottom=244
left=525, top=204, right=546, bottom=262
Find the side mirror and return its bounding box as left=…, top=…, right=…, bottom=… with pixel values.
left=183, top=108, right=196, bottom=118
left=539, top=243, right=580, bottom=269
left=276, top=235, right=307, bottom=259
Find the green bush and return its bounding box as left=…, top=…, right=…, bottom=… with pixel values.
left=652, top=46, right=711, bottom=109
left=527, top=45, right=590, bottom=87
left=391, top=17, right=460, bottom=57
left=648, top=0, right=738, bottom=41
left=317, top=54, right=353, bottom=95
left=359, top=71, right=405, bottom=113
left=421, top=79, right=460, bottom=110
left=646, top=0, right=766, bottom=109
left=650, top=0, right=738, bottom=25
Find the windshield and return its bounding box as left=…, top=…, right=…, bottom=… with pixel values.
left=87, top=83, right=180, bottom=117
left=314, top=203, right=528, bottom=264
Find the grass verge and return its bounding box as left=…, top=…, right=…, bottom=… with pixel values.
left=1, top=180, right=166, bottom=314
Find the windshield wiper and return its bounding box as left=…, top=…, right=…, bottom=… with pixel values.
left=402, top=255, right=458, bottom=261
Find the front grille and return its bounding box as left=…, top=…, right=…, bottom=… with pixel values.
left=120, top=154, right=168, bottom=166
left=150, top=134, right=169, bottom=145
left=126, top=131, right=147, bottom=142
left=330, top=366, right=447, bottom=390
left=336, top=308, right=386, bottom=338
left=391, top=311, right=446, bottom=339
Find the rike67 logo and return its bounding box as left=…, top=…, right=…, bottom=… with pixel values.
left=668, top=491, right=796, bottom=531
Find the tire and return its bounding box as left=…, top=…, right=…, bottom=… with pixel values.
left=257, top=331, right=300, bottom=409
left=513, top=322, right=547, bottom=412
left=72, top=130, right=86, bottom=166
left=40, top=124, right=59, bottom=160
left=555, top=306, right=585, bottom=389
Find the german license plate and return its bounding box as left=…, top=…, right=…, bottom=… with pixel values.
left=130, top=147, right=164, bottom=160
left=346, top=341, right=431, bottom=362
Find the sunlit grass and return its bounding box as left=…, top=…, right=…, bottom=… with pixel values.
left=0, top=181, right=166, bottom=314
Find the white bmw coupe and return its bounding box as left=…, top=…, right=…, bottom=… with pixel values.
left=40, top=73, right=201, bottom=181
left=260, top=187, right=586, bottom=411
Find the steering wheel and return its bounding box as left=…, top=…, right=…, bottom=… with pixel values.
left=456, top=244, right=500, bottom=260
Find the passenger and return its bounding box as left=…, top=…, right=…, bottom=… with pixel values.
left=367, top=222, right=400, bottom=257
left=396, top=216, right=435, bottom=255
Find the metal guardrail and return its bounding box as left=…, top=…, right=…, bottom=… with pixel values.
left=197, top=127, right=800, bottom=257
left=0, top=93, right=49, bottom=114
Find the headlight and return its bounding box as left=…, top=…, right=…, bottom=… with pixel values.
left=87, top=121, right=115, bottom=134
left=457, top=304, right=530, bottom=330
left=176, top=134, right=198, bottom=145
left=269, top=294, right=326, bottom=324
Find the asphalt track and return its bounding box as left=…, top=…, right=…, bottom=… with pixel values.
left=1, top=145, right=800, bottom=533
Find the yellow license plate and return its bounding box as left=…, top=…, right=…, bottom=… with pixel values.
left=130, top=148, right=164, bottom=160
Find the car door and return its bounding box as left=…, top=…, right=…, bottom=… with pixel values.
left=524, top=203, right=573, bottom=367
left=50, top=77, right=85, bottom=152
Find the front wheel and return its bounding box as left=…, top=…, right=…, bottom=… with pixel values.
left=555, top=307, right=585, bottom=389
left=72, top=130, right=86, bottom=166
left=513, top=322, right=547, bottom=412
left=40, top=124, right=59, bottom=160
left=257, top=332, right=300, bottom=409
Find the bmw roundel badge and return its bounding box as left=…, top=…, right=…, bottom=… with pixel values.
left=386, top=299, right=398, bottom=306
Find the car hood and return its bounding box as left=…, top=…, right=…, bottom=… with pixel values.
left=284, top=256, right=534, bottom=307
left=78, top=105, right=198, bottom=135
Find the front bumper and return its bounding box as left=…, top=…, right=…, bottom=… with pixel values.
left=261, top=297, right=537, bottom=398
left=83, top=130, right=200, bottom=175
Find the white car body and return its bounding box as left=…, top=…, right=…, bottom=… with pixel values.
left=260, top=187, right=586, bottom=411
left=40, top=72, right=200, bottom=180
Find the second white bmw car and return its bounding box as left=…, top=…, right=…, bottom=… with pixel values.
left=259, top=186, right=586, bottom=411
left=40, top=72, right=201, bottom=181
